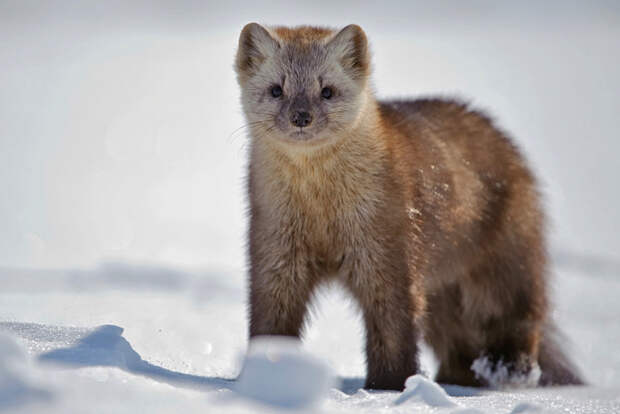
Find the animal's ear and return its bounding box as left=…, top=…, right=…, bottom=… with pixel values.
left=327, top=24, right=370, bottom=81
left=235, top=23, right=279, bottom=82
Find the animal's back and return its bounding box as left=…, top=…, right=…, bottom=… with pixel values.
left=378, top=98, right=542, bottom=279
left=379, top=98, right=532, bottom=187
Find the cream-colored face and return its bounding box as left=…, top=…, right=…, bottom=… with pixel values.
left=235, top=24, right=370, bottom=145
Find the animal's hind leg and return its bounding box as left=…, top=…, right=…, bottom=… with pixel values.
left=434, top=343, right=484, bottom=387
left=474, top=253, right=545, bottom=386
left=424, top=283, right=483, bottom=386
left=466, top=231, right=548, bottom=387
left=433, top=322, right=542, bottom=387
left=426, top=246, right=547, bottom=387
left=473, top=316, right=542, bottom=386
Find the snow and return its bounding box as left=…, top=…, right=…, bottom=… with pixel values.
left=234, top=336, right=332, bottom=408
left=1, top=1, right=620, bottom=413
left=470, top=356, right=541, bottom=389
left=1, top=264, right=619, bottom=413
left=0, top=334, right=51, bottom=410
left=394, top=375, right=458, bottom=407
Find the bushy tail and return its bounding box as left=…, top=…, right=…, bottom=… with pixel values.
left=538, top=323, right=584, bottom=386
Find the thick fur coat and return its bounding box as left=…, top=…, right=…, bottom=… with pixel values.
left=234, top=23, right=583, bottom=390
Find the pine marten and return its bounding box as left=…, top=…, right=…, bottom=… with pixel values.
left=234, top=23, right=583, bottom=390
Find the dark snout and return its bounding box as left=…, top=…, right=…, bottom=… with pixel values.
left=290, top=111, right=313, bottom=128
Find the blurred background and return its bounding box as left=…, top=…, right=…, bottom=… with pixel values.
left=1, top=0, right=619, bottom=274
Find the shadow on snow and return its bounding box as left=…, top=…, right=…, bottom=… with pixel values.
left=38, top=324, right=234, bottom=391
left=32, top=323, right=481, bottom=398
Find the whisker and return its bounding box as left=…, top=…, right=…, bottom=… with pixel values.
left=247, top=111, right=279, bottom=117
left=228, top=119, right=272, bottom=142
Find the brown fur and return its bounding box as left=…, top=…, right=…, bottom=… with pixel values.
left=235, top=23, right=583, bottom=390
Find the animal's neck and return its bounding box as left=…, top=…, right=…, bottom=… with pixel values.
left=250, top=102, right=388, bottom=213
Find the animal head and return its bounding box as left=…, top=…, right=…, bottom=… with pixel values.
left=235, top=23, right=371, bottom=145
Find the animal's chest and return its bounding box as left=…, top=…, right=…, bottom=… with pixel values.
left=269, top=170, right=381, bottom=272
left=289, top=179, right=363, bottom=243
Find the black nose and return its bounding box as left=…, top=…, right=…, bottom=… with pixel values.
left=291, top=111, right=313, bottom=128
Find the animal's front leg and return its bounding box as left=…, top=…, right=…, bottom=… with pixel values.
left=346, top=256, right=422, bottom=390
left=248, top=261, right=315, bottom=338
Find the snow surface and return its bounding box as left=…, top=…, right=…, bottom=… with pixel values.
left=1, top=1, right=620, bottom=413
left=1, top=262, right=619, bottom=413
left=234, top=336, right=332, bottom=408
left=394, top=375, right=458, bottom=407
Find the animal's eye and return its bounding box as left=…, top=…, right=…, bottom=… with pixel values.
left=321, top=87, right=333, bottom=99
left=271, top=85, right=283, bottom=98
left=321, top=87, right=332, bottom=99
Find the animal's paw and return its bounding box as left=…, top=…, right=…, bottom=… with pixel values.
left=471, top=354, right=541, bottom=388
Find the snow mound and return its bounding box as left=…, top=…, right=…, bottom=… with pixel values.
left=471, top=356, right=541, bottom=388
left=510, top=402, right=544, bottom=413
left=36, top=323, right=233, bottom=391
left=234, top=336, right=332, bottom=409
left=0, top=333, right=51, bottom=410
left=39, top=324, right=141, bottom=369
left=394, top=374, right=458, bottom=407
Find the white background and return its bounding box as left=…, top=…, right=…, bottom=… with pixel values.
left=1, top=1, right=619, bottom=271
